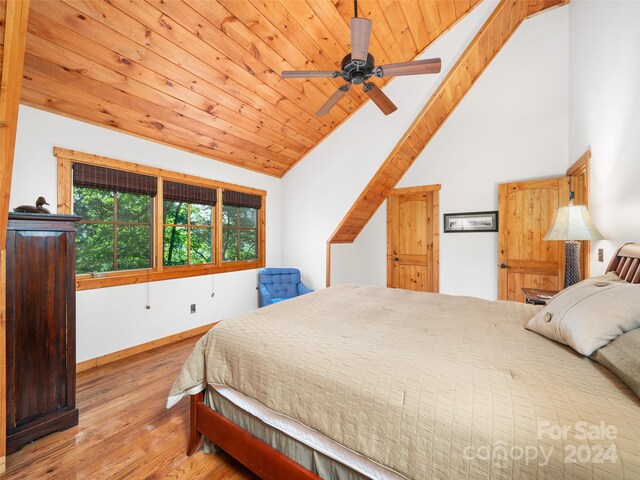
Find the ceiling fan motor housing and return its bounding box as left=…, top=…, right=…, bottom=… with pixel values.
left=341, top=53, right=375, bottom=84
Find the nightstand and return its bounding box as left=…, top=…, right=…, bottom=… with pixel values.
left=521, top=288, right=559, bottom=305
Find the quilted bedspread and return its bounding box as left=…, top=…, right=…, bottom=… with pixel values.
left=168, top=284, right=640, bottom=479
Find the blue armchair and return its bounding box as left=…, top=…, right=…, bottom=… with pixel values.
left=258, top=268, right=313, bottom=307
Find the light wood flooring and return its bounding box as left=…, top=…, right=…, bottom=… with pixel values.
left=5, top=337, right=258, bottom=479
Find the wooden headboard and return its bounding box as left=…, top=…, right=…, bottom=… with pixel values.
left=606, top=243, right=640, bottom=283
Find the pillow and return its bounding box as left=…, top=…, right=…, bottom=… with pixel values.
left=600, top=271, right=628, bottom=282
left=592, top=328, right=640, bottom=398
left=597, top=271, right=627, bottom=283
left=525, top=274, right=640, bottom=356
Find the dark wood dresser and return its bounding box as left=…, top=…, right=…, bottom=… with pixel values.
left=5, top=213, right=81, bottom=453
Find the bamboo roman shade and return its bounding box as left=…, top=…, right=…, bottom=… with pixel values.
left=163, top=181, right=217, bottom=206
left=223, top=190, right=262, bottom=209
left=72, top=163, right=157, bottom=196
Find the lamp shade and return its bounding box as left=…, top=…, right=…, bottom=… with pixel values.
left=544, top=205, right=604, bottom=241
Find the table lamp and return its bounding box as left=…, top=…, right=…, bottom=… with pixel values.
left=544, top=193, right=603, bottom=287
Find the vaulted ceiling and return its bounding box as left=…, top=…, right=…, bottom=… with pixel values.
left=1, top=0, right=481, bottom=177
left=329, top=0, right=570, bottom=243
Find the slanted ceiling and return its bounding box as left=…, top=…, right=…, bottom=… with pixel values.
left=329, top=0, right=569, bottom=243
left=0, top=0, right=480, bottom=177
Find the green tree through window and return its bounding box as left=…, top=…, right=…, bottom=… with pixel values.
left=62, top=153, right=265, bottom=287
left=222, top=205, right=257, bottom=262
left=74, top=187, right=153, bottom=274
left=163, top=201, right=214, bottom=266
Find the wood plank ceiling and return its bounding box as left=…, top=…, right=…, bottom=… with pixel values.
left=329, top=0, right=569, bottom=243
left=0, top=0, right=481, bottom=177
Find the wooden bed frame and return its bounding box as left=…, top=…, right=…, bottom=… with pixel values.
left=186, top=243, right=640, bottom=479
left=606, top=243, right=640, bottom=283
left=187, top=391, right=321, bottom=480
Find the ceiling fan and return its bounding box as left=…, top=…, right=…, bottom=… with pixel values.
left=281, top=0, right=442, bottom=117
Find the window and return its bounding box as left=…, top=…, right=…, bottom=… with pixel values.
left=56, top=148, right=266, bottom=290
left=163, top=181, right=216, bottom=266
left=222, top=190, right=261, bottom=262
left=72, top=163, right=156, bottom=275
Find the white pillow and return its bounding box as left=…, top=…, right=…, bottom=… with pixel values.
left=525, top=274, right=640, bottom=356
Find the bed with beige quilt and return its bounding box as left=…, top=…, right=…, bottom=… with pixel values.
left=168, top=275, right=640, bottom=480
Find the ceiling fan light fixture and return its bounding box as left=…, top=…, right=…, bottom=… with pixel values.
left=281, top=70, right=341, bottom=79
left=316, top=85, right=350, bottom=116
left=363, top=83, right=397, bottom=116
left=351, top=17, right=373, bottom=63
left=375, top=58, right=442, bottom=78
left=281, top=0, right=443, bottom=117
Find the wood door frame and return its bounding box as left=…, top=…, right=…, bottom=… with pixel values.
left=386, top=184, right=441, bottom=292
left=567, top=150, right=591, bottom=279
left=0, top=0, right=31, bottom=471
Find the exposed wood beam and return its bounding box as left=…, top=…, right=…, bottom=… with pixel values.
left=566, top=149, right=590, bottom=179
left=328, top=0, right=569, bottom=244
left=0, top=0, right=29, bottom=245
left=0, top=0, right=30, bottom=470
left=0, top=248, right=6, bottom=473
left=527, top=0, right=570, bottom=17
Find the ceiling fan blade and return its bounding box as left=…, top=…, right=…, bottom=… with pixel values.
left=376, top=58, right=442, bottom=77
left=364, top=84, right=397, bottom=116
left=281, top=70, right=340, bottom=79
left=351, top=17, right=372, bottom=62
left=316, top=87, right=348, bottom=116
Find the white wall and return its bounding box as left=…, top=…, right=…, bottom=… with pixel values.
left=282, top=1, right=501, bottom=291
left=568, top=0, right=640, bottom=275
left=11, top=106, right=282, bottom=362
left=331, top=205, right=387, bottom=287
left=357, top=6, right=570, bottom=300
left=11, top=0, right=637, bottom=360
left=289, top=4, right=570, bottom=299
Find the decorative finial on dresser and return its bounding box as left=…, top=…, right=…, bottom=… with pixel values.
left=13, top=196, right=51, bottom=214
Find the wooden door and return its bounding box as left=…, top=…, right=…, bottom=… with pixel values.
left=498, top=176, right=586, bottom=301
left=387, top=185, right=440, bottom=292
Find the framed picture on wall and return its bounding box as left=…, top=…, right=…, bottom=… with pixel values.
left=443, top=211, right=498, bottom=233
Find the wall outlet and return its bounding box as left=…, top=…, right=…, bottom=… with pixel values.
left=598, top=248, right=604, bottom=262
left=190, top=304, right=196, bottom=314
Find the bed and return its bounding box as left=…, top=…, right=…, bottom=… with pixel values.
left=168, top=244, right=640, bottom=479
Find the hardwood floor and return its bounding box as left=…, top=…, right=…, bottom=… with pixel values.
left=4, top=337, right=258, bottom=479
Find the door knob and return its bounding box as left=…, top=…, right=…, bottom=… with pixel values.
left=394, top=257, right=400, bottom=262
left=500, top=263, right=508, bottom=269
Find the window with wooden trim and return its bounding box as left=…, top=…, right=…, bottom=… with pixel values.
left=55, top=147, right=266, bottom=290
left=163, top=181, right=216, bottom=266
left=72, top=163, right=156, bottom=275
left=222, top=190, right=261, bottom=262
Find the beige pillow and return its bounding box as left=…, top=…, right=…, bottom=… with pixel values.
left=525, top=274, right=640, bottom=356
left=592, top=328, right=640, bottom=398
